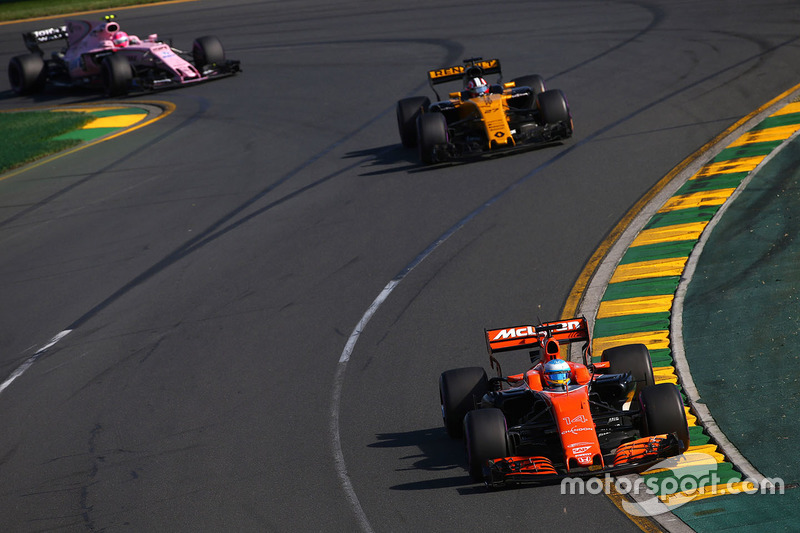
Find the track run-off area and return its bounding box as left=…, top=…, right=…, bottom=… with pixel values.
left=571, top=87, right=800, bottom=532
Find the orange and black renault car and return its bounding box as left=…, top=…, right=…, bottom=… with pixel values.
left=396, top=57, right=572, bottom=164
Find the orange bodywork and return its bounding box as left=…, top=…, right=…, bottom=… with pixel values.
left=613, top=434, right=674, bottom=466
left=488, top=456, right=557, bottom=477
left=506, top=366, right=604, bottom=472
left=469, top=317, right=685, bottom=485
left=508, top=361, right=591, bottom=391
left=546, top=385, right=604, bottom=471
left=456, top=95, right=516, bottom=149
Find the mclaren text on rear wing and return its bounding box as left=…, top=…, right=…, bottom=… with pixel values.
left=427, top=58, right=502, bottom=85
left=485, top=317, right=589, bottom=354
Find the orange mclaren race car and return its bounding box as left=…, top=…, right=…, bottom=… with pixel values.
left=438, top=317, right=689, bottom=487
left=396, top=57, right=572, bottom=164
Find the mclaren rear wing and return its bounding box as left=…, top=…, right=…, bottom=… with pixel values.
left=485, top=317, right=590, bottom=354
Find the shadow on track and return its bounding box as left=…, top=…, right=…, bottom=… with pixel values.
left=372, top=426, right=558, bottom=494
left=369, top=426, right=476, bottom=491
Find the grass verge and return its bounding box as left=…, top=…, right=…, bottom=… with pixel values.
left=0, top=111, right=92, bottom=173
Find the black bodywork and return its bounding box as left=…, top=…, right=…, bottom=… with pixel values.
left=485, top=372, right=648, bottom=463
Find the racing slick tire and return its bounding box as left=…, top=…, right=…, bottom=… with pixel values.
left=439, top=367, right=488, bottom=438
left=601, top=343, right=655, bottom=397
left=639, top=383, right=690, bottom=452
left=464, top=408, right=508, bottom=482
left=193, top=35, right=225, bottom=69
left=512, top=74, right=546, bottom=95
left=536, top=89, right=571, bottom=125
left=101, top=53, right=132, bottom=97
left=8, top=53, right=46, bottom=95
left=396, top=96, right=430, bottom=148
left=509, top=74, right=546, bottom=108
left=511, top=74, right=546, bottom=97
left=417, top=112, right=448, bottom=164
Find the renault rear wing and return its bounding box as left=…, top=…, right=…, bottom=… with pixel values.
left=427, top=57, right=502, bottom=99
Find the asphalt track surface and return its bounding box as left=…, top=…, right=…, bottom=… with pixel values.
left=1, top=1, right=800, bottom=531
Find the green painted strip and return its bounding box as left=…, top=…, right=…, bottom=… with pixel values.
left=620, top=241, right=695, bottom=264
left=675, top=172, right=749, bottom=195
left=88, top=108, right=148, bottom=118
left=53, top=127, right=120, bottom=141
left=650, top=348, right=674, bottom=367
left=50, top=107, right=148, bottom=142
left=602, top=276, right=681, bottom=300
left=645, top=207, right=718, bottom=230
left=713, top=141, right=783, bottom=162
left=593, top=312, right=670, bottom=338
left=689, top=425, right=711, bottom=446
left=750, top=112, right=800, bottom=130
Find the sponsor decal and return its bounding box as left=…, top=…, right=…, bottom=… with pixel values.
left=561, top=426, right=593, bottom=436
left=563, top=415, right=588, bottom=425
left=492, top=326, right=535, bottom=341
left=575, top=453, right=594, bottom=464
left=32, top=26, right=67, bottom=40
left=555, top=320, right=583, bottom=331
left=429, top=66, right=464, bottom=79
left=150, top=45, right=175, bottom=58
left=429, top=60, right=499, bottom=80
left=491, top=320, right=584, bottom=342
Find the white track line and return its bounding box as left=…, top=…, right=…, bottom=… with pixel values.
left=328, top=146, right=572, bottom=530
left=330, top=281, right=399, bottom=533
left=0, top=330, right=72, bottom=394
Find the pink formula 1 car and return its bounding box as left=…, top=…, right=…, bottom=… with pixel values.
left=8, top=15, right=240, bottom=97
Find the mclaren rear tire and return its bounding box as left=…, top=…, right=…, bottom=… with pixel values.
left=193, top=35, right=225, bottom=69
left=640, top=383, right=690, bottom=452
left=464, top=408, right=508, bottom=482
left=102, top=53, right=132, bottom=97
left=8, top=53, right=46, bottom=95
left=417, top=112, right=447, bottom=164
left=396, top=96, right=430, bottom=148
left=601, top=343, right=656, bottom=397
left=439, top=367, right=488, bottom=438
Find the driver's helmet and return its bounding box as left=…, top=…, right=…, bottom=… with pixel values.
left=543, top=358, right=571, bottom=388
left=466, top=77, right=489, bottom=97
left=112, top=31, right=129, bottom=47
